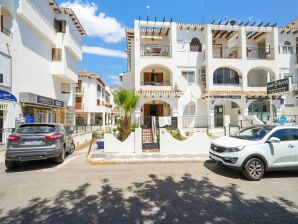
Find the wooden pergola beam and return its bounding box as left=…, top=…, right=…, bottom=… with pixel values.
left=244, top=21, right=250, bottom=26
left=264, top=22, right=270, bottom=27
left=165, top=27, right=170, bottom=36
left=225, top=31, right=234, bottom=39
left=253, top=32, right=265, bottom=40
left=213, top=30, right=221, bottom=38
left=219, top=30, right=228, bottom=38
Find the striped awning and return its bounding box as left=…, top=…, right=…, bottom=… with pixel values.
left=202, top=90, right=268, bottom=98
left=136, top=90, right=183, bottom=97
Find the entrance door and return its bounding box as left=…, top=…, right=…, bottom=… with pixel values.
left=214, top=106, right=224, bottom=127
left=0, top=110, right=3, bottom=142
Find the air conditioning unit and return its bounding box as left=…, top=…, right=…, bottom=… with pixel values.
left=291, top=84, right=298, bottom=90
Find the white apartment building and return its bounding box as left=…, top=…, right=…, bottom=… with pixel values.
left=75, top=71, right=115, bottom=126
left=121, top=18, right=298, bottom=129
left=0, top=0, right=85, bottom=130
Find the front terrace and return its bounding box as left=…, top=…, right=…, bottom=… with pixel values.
left=139, top=20, right=172, bottom=57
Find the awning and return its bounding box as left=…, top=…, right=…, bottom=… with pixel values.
left=0, top=89, right=17, bottom=102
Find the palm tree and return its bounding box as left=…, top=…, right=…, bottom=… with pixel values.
left=113, top=89, right=139, bottom=140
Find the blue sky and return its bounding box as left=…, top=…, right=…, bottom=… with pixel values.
left=57, top=0, right=298, bottom=86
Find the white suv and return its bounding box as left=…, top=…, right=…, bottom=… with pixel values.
left=209, top=125, right=298, bottom=180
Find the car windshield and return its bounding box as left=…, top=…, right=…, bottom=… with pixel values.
left=16, top=125, right=56, bottom=134
left=231, top=126, right=274, bottom=141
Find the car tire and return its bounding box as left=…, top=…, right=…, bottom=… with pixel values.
left=56, top=146, right=65, bottom=164
left=242, top=158, right=265, bottom=181
left=68, top=142, right=76, bottom=154
left=5, top=160, right=17, bottom=170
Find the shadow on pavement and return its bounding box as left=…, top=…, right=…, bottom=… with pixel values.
left=0, top=174, right=297, bottom=223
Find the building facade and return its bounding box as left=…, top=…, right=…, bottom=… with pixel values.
left=121, top=19, right=298, bottom=129
left=75, top=71, right=115, bottom=126
left=0, top=0, right=85, bottom=130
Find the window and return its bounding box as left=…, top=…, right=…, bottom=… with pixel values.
left=213, top=67, right=240, bottom=85
left=281, top=41, right=293, bottom=54
left=182, top=71, right=195, bottom=83
left=97, top=84, right=101, bottom=92
left=183, top=102, right=196, bottom=115
left=269, top=129, right=294, bottom=141
left=61, top=83, right=71, bottom=94
left=52, top=48, right=62, bottom=61
left=190, top=38, right=202, bottom=52
left=54, top=19, right=66, bottom=33
left=177, top=40, right=186, bottom=51
left=96, top=99, right=101, bottom=106
left=231, top=126, right=273, bottom=141
left=0, top=73, right=3, bottom=83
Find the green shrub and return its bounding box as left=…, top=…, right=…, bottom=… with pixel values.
left=167, top=128, right=186, bottom=141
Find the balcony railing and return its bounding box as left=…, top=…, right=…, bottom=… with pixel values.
left=141, top=81, right=172, bottom=86
left=1, top=27, right=13, bottom=38
left=76, top=87, right=84, bottom=93
left=213, top=82, right=240, bottom=86
left=140, top=44, right=172, bottom=57
left=212, top=46, right=241, bottom=59
left=247, top=47, right=274, bottom=60
left=247, top=83, right=267, bottom=87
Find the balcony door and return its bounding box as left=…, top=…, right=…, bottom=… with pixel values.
left=144, top=72, right=163, bottom=85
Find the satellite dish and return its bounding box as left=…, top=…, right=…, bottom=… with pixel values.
left=190, top=84, right=201, bottom=99
left=176, top=76, right=188, bottom=92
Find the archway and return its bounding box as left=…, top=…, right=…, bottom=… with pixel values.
left=213, top=100, right=240, bottom=127
left=247, top=67, right=275, bottom=87
left=248, top=100, right=276, bottom=123
left=213, top=67, right=241, bottom=86
left=140, top=100, right=172, bottom=128
left=140, top=65, right=172, bottom=86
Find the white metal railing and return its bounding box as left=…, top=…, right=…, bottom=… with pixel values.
left=140, top=44, right=172, bottom=57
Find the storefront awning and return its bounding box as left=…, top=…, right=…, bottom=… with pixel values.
left=0, top=89, right=17, bottom=102
left=19, top=92, right=65, bottom=108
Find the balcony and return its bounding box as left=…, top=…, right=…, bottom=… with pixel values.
left=17, top=0, right=55, bottom=44
left=141, top=81, right=172, bottom=86
left=64, top=32, right=82, bottom=60
left=246, top=47, right=274, bottom=60
left=212, top=46, right=241, bottom=59
left=140, top=44, right=172, bottom=57
left=76, top=87, right=84, bottom=95
left=52, top=61, right=78, bottom=83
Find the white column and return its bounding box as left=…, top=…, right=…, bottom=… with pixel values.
left=205, top=25, right=213, bottom=91
left=240, top=27, right=247, bottom=60
left=102, top=112, right=105, bottom=127
left=87, top=112, right=91, bottom=126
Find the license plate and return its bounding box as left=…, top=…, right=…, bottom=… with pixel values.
left=24, top=140, right=43, bottom=145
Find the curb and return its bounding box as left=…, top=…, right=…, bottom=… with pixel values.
left=87, top=157, right=209, bottom=165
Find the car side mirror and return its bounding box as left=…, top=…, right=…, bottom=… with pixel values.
left=266, top=137, right=281, bottom=144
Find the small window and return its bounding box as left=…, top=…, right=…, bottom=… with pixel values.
left=61, top=83, right=71, bottom=94
left=0, top=73, right=3, bottom=83
left=52, top=48, right=62, bottom=61
left=190, top=38, right=202, bottom=52
left=97, top=84, right=101, bottom=92
left=54, top=19, right=66, bottom=33
left=182, top=71, right=195, bottom=83
left=96, top=99, right=101, bottom=106
left=269, top=129, right=294, bottom=141
left=281, top=41, right=293, bottom=54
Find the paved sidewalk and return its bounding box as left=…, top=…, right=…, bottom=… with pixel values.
left=88, top=146, right=209, bottom=164
left=0, top=150, right=5, bottom=164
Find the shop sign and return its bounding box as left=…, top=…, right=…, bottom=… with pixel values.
left=267, top=78, right=290, bottom=94
left=25, top=115, right=35, bottom=123
left=36, top=95, right=64, bottom=107
left=0, top=90, right=17, bottom=102
left=212, top=95, right=241, bottom=99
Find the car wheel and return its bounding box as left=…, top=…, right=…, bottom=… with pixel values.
left=68, top=142, right=76, bottom=154
left=56, top=146, right=65, bottom=164
left=5, top=160, right=17, bottom=170
left=243, top=158, right=265, bottom=181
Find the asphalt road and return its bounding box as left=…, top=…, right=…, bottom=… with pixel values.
left=0, top=150, right=298, bottom=224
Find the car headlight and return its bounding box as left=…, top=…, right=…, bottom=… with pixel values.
left=224, top=146, right=245, bottom=153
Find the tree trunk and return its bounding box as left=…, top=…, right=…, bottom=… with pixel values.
left=123, top=115, right=130, bottom=141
